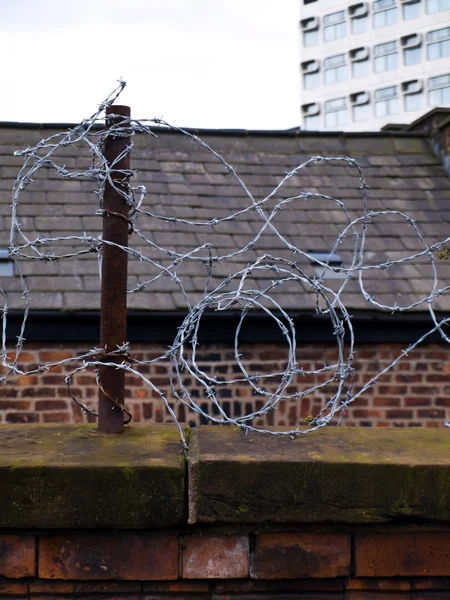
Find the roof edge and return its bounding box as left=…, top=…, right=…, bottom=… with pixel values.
left=405, top=107, right=450, bottom=132
left=0, top=121, right=428, bottom=138
left=6, top=309, right=447, bottom=345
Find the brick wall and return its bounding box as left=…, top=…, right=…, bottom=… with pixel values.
left=1, top=529, right=450, bottom=599
left=1, top=424, right=449, bottom=598
left=1, top=341, right=449, bottom=427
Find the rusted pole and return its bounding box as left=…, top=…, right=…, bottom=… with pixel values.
left=98, top=105, right=131, bottom=433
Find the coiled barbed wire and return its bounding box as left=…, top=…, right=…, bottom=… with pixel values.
left=3, top=80, right=450, bottom=447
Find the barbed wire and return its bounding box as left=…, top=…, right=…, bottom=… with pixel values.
left=3, top=80, right=450, bottom=447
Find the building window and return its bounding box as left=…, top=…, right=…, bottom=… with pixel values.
left=351, top=91, right=371, bottom=122
left=301, top=17, right=319, bottom=47
left=426, top=0, right=450, bottom=13
left=302, top=60, right=320, bottom=90
left=402, top=34, right=422, bottom=65
left=374, top=86, right=400, bottom=117
left=349, top=3, right=369, bottom=34
left=402, top=0, right=421, bottom=19
left=302, top=103, right=321, bottom=130
left=324, top=97, right=348, bottom=127
left=373, top=0, right=398, bottom=27
left=402, top=80, right=423, bottom=111
left=374, top=41, right=399, bottom=73
left=428, top=73, right=450, bottom=106
left=323, top=11, right=346, bottom=42
left=309, top=251, right=344, bottom=280
left=0, top=250, right=14, bottom=277
left=427, top=27, right=450, bottom=61
left=350, top=47, right=370, bottom=77
left=324, top=54, right=348, bottom=85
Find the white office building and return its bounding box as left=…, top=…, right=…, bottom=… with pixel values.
left=299, top=0, right=450, bottom=130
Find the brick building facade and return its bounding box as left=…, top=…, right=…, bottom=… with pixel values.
left=0, top=339, right=449, bottom=428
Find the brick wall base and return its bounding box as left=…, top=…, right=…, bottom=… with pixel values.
left=1, top=341, right=449, bottom=428
left=2, top=528, right=450, bottom=599
left=1, top=425, right=449, bottom=598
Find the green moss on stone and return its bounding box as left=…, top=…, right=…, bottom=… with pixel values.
left=191, top=427, right=450, bottom=524
left=0, top=424, right=186, bottom=529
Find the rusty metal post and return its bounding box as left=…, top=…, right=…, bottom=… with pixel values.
left=98, top=105, right=131, bottom=433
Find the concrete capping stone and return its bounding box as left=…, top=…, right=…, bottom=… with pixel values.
left=188, top=427, right=450, bottom=524
left=0, top=424, right=185, bottom=529
left=1, top=424, right=450, bottom=529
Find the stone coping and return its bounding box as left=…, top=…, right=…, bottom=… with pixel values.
left=0, top=424, right=186, bottom=529
left=1, top=424, right=449, bottom=528
left=188, top=427, right=450, bottom=524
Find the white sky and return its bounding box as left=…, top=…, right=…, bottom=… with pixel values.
left=0, top=0, right=300, bottom=129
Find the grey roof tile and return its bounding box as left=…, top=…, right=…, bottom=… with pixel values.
left=0, top=126, right=449, bottom=313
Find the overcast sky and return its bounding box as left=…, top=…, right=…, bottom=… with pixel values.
left=0, top=1, right=300, bottom=129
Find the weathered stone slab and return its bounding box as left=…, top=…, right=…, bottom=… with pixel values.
left=0, top=424, right=185, bottom=528
left=188, top=427, right=450, bottom=524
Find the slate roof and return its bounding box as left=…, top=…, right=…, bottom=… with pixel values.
left=0, top=124, right=449, bottom=314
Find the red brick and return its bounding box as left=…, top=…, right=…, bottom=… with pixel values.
left=404, top=397, right=431, bottom=407
left=296, top=349, right=323, bottom=360
left=385, top=410, right=413, bottom=419
left=6, top=412, right=39, bottom=423
left=41, top=375, right=65, bottom=385
left=0, top=581, right=29, bottom=595
left=21, top=387, right=55, bottom=398
left=373, top=396, right=400, bottom=407
left=0, top=535, right=35, bottom=578
left=182, top=535, right=249, bottom=579
left=213, top=579, right=343, bottom=593
left=39, top=351, right=74, bottom=362
left=56, top=387, right=81, bottom=397
left=410, top=386, right=439, bottom=395
left=345, top=593, right=410, bottom=600
left=436, top=397, right=450, bottom=407
left=8, top=352, right=35, bottom=362
left=355, top=533, right=450, bottom=577
left=29, top=580, right=74, bottom=594
left=395, top=374, right=422, bottom=382
left=412, top=362, right=428, bottom=371
left=378, top=385, right=407, bottom=394
left=42, top=412, right=70, bottom=423
left=250, top=533, right=350, bottom=579
left=31, top=597, right=76, bottom=600
left=426, top=374, right=450, bottom=382
left=0, top=400, right=31, bottom=410
left=143, top=581, right=210, bottom=593
left=143, top=402, right=153, bottom=419
left=346, top=578, right=411, bottom=591
left=357, top=350, right=377, bottom=359
left=39, top=534, right=178, bottom=580
left=259, top=351, right=287, bottom=360
left=74, top=581, right=141, bottom=593
left=0, top=388, right=19, bottom=398
left=425, top=351, right=448, bottom=360
left=411, top=578, right=450, bottom=590
left=352, top=409, right=381, bottom=418
left=417, top=409, right=446, bottom=419
left=35, top=400, right=68, bottom=410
